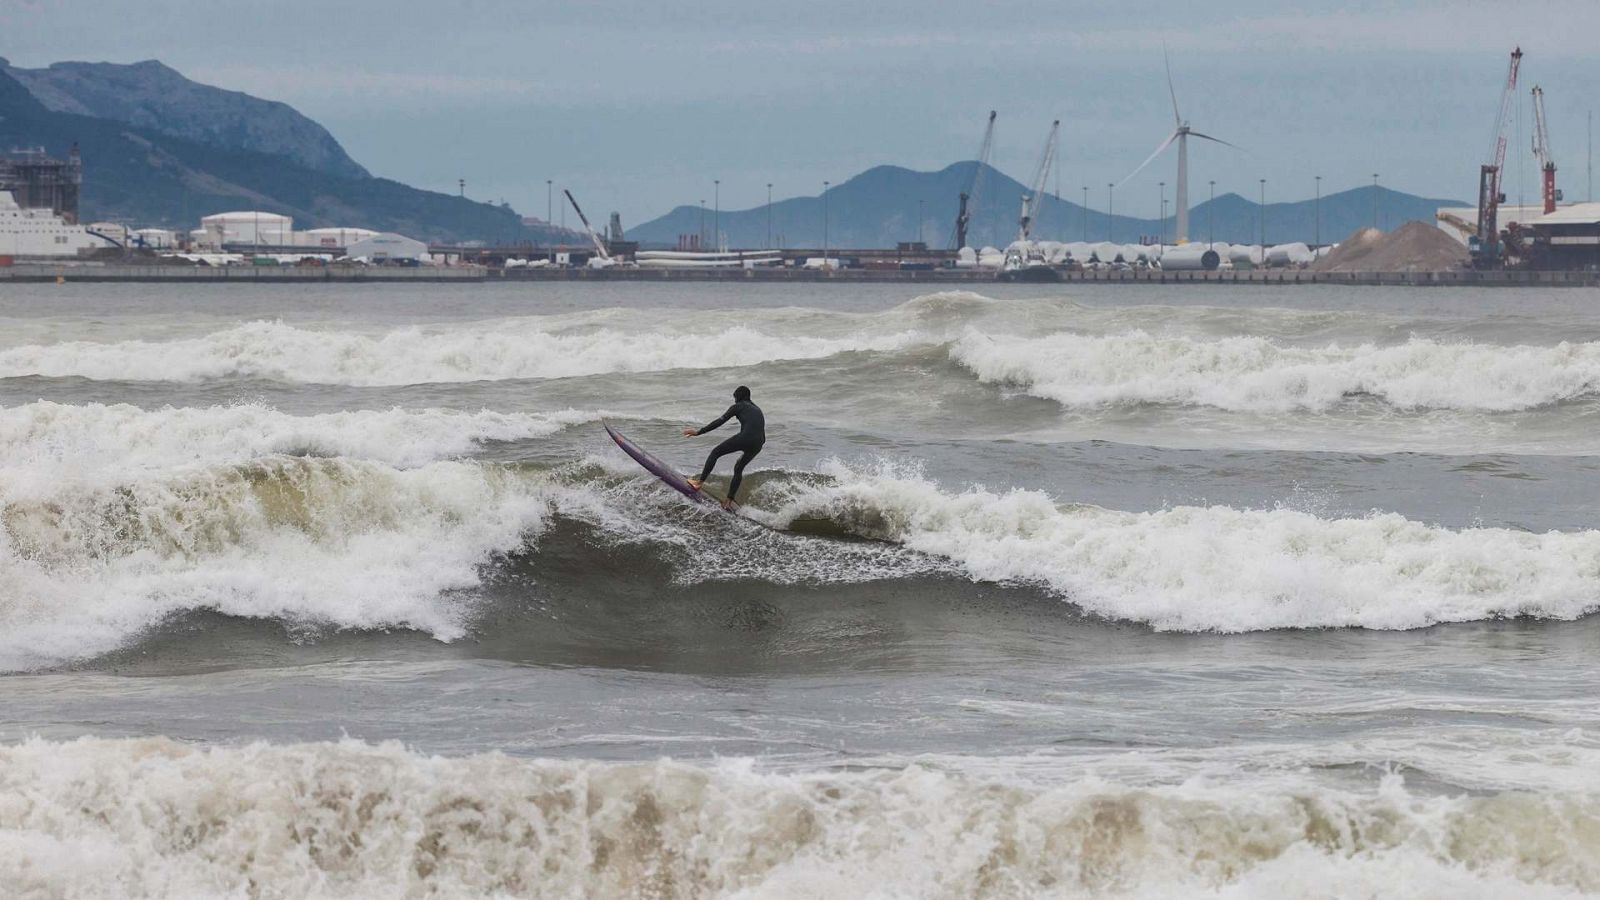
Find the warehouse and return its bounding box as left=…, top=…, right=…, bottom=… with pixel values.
left=298, top=227, right=379, bottom=249
left=1519, top=202, right=1600, bottom=270
left=344, top=232, right=429, bottom=263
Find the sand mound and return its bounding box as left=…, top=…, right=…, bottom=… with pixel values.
left=1312, top=221, right=1467, bottom=273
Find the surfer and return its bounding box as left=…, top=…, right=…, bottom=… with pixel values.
left=685, top=385, right=765, bottom=509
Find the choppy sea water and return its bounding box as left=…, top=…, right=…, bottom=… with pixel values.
left=2, top=280, right=1600, bottom=898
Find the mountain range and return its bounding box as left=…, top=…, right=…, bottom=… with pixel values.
left=0, top=58, right=571, bottom=244
left=630, top=162, right=1467, bottom=249
left=1, top=57, right=1465, bottom=249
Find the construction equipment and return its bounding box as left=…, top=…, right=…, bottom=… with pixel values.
left=1472, top=47, right=1522, bottom=269
left=563, top=188, right=614, bottom=267
left=951, top=110, right=997, bottom=249
left=1119, top=48, right=1240, bottom=243
left=1017, top=120, right=1060, bottom=241
left=1532, top=85, right=1561, bottom=215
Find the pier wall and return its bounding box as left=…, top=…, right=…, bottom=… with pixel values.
left=0, top=264, right=487, bottom=283
left=1, top=263, right=1594, bottom=287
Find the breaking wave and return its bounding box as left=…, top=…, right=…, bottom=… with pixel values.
left=0, top=400, right=608, bottom=473
left=0, top=736, right=1593, bottom=899
left=0, top=318, right=925, bottom=386
left=765, top=461, right=1600, bottom=632
left=951, top=331, right=1600, bottom=413
left=0, top=457, right=552, bottom=670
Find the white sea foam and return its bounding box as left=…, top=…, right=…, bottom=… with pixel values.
left=769, top=461, right=1600, bottom=632
left=0, top=400, right=606, bottom=475
left=0, top=458, right=550, bottom=670
left=0, top=736, right=1592, bottom=899
left=0, top=319, right=924, bottom=385
left=952, top=331, right=1600, bottom=413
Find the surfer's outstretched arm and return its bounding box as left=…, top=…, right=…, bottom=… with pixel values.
left=685, top=405, right=737, bottom=437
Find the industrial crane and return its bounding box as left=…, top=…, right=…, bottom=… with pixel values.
left=1017, top=120, right=1061, bottom=242
left=1532, top=85, right=1561, bottom=214
left=951, top=110, right=997, bottom=250
left=563, top=188, right=615, bottom=268
left=1472, top=46, right=1522, bottom=269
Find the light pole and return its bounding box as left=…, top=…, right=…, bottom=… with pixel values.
left=546, top=180, right=552, bottom=227
left=1314, top=176, right=1322, bottom=247
left=766, top=183, right=773, bottom=249
left=458, top=178, right=464, bottom=198
left=1372, top=173, right=1380, bottom=230
left=822, top=180, right=830, bottom=263
left=1081, top=186, right=1089, bottom=242
left=1107, top=183, right=1114, bottom=242
left=1159, top=181, right=1166, bottom=245
left=698, top=200, right=705, bottom=249
left=1208, top=180, right=1215, bottom=249
left=1259, top=179, right=1266, bottom=247
left=917, top=199, right=925, bottom=245
left=713, top=180, right=720, bottom=251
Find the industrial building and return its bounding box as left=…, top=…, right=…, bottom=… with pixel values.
left=298, top=227, right=379, bottom=249
left=345, top=232, right=429, bottom=262
left=1515, top=202, right=1600, bottom=270
left=131, top=228, right=179, bottom=249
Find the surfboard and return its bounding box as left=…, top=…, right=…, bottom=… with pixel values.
left=604, top=422, right=737, bottom=512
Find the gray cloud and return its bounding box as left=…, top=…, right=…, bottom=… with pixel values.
left=6, top=0, right=1594, bottom=228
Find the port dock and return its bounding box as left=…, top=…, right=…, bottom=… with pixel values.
left=2, top=262, right=1595, bottom=287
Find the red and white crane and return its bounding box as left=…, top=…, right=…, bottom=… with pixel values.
left=1473, top=46, right=1522, bottom=268
left=1532, top=85, right=1561, bottom=215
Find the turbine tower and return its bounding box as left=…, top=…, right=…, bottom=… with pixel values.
left=1120, top=51, right=1239, bottom=243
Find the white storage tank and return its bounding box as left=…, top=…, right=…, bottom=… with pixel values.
left=200, top=211, right=294, bottom=247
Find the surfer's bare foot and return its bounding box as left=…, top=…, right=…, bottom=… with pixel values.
left=721, top=499, right=737, bottom=511
left=687, top=478, right=703, bottom=490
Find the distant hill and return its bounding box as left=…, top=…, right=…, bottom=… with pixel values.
left=0, top=62, right=576, bottom=244
left=630, top=162, right=1466, bottom=248
left=1, top=57, right=369, bottom=180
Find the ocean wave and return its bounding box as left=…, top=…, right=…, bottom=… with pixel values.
left=0, top=401, right=606, bottom=476
left=951, top=331, right=1600, bottom=413
left=0, top=736, right=1592, bottom=899
left=0, top=458, right=551, bottom=670
left=767, top=461, right=1600, bottom=632
left=0, top=318, right=926, bottom=386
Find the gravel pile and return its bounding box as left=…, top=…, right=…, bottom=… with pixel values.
left=1312, top=221, right=1467, bottom=272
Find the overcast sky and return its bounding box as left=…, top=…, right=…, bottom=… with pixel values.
left=6, top=0, right=1598, bottom=226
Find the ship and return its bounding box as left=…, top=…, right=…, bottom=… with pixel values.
left=0, top=147, right=114, bottom=258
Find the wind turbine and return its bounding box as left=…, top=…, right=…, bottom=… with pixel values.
left=1120, top=50, right=1239, bottom=243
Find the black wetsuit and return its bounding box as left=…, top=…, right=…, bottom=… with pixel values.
left=695, top=400, right=765, bottom=501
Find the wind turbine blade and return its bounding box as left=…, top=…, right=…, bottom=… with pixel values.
left=1164, top=45, right=1181, bottom=127
left=1187, top=131, right=1243, bottom=151
left=1118, top=130, right=1179, bottom=187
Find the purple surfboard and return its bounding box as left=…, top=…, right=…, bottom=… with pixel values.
left=605, top=422, right=729, bottom=509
